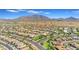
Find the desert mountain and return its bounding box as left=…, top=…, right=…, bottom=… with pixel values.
left=65, top=17, right=78, bottom=20
left=15, top=14, right=51, bottom=21
left=0, top=15, right=79, bottom=22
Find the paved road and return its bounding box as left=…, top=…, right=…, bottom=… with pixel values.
left=0, top=41, right=13, bottom=50
left=0, top=36, right=17, bottom=50
left=8, top=31, right=46, bottom=50
left=26, top=39, right=46, bottom=50
left=0, top=34, right=45, bottom=50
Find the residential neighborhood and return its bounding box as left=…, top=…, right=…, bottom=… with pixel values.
left=0, top=21, right=79, bottom=50
left=0, top=9, right=79, bottom=50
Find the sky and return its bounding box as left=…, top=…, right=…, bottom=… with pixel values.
left=0, top=9, right=79, bottom=19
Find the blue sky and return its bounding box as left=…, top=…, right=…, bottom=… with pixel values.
left=0, top=9, right=79, bottom=19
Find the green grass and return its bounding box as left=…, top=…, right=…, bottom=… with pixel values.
left=43, top=41, right=50, bottom=49
left=75, top=32, right=79, bottom=36
left=43, top=40, right=55, bottom=50
left=33, top=35, right=46, bottom=41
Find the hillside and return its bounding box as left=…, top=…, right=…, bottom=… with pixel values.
left=15, top=14, right=51, bottom=21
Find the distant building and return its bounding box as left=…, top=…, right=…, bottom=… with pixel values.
left=71, top=33, right=79, bottom=40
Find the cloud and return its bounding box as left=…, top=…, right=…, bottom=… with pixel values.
left=27, top=10, right=43, bottom=14
left=6, top=9, right=25, bottom=13
left=17, top=9, right=26, bottom=11
left=6, top=9, right=19, bottom=12
left=7, top=9, right=51, bottom=15
left=72, top=10, right=79, bottom=14
left=27, top=10, right=50, bottom=15
left=72, top=10, right=79, bottom=12
left=44, top=12, right=50, bottom=14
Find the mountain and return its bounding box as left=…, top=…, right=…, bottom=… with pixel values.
left=65, top=17, right=78, bottom=20
left=0, top=15, right=79, bottom=22
left=16, top=14, right=51, bottom=21
left=52, top=17, right=79, bottom=21
left=52, top=18, right=65, bottom=21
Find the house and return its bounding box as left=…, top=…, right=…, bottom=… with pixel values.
left=71, top=33, right=79, bottom=40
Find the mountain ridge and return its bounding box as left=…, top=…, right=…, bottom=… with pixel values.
left=0, top=15, right=79, bottom=21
